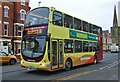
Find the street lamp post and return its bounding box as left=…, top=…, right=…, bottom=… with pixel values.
left=38, top=1, right=41, bottom=6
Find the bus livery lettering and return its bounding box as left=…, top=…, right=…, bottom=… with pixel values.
left=76, top=33, right=88, bottom=39
left=70, top=30, right=98, bottom=41
left=80, top=57, right=91, bottom=61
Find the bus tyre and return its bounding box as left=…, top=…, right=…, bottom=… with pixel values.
left=10, top=59, right=16, bottom=65
left=94, top=56, right=98, bottom=64
left=65, top=59, right=72, bottom=71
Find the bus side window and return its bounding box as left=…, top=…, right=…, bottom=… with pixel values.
left=97, top=27, right=102, bottom=35
left=74, top=18, right=82, bottom=31
left=93, top=42, right=97, bottom=51
left=52, top=11, right=63, bottom=26
left=83, top=21, right=89, bottom=32
left=64, top=14, right=73, bottom=29
left=89, top=24, right=93, bottom=33
left=64, top=40, right=73, bottom=53
left=92, top=25, right=100, bottom=34
left=74, top=40, right=82, bottom=52
left=89, top=42, right=93, bottom=52
left=83, top=41, right=89, bottom=52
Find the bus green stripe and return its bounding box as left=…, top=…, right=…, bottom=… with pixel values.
left=69, top=30, right=98, bottom=42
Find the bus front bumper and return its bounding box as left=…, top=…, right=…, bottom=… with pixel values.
left=21, top=61, right=51, bottom=71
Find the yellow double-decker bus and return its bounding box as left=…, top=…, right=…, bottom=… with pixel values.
left=21, top=7, right=103, bottom=71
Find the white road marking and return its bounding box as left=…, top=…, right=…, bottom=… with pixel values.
left=100, top=60, right=120, bottom=70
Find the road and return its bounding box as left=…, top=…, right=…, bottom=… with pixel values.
left=1, top=52, right=120, bottom=82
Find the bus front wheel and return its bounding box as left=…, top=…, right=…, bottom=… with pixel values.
left=65, top=59, right=72, bottom=71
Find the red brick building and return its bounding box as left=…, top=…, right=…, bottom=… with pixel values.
left=0, top=0, right=30, bottom=57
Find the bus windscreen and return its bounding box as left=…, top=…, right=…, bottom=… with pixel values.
left=22, top=36, right=46, bottom=58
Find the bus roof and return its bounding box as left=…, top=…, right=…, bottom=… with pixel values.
left=29, top=6, right=102, bottom=29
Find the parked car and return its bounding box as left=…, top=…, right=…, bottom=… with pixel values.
left=0, top=52, right=18, bottom=65
left=110, top=46, right=119, bottom=53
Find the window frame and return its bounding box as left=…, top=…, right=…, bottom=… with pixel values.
left=18, top=26, right=22, bottom=36
left=20, top=9, right=26, bottom=21
left=4, top=6, right=9, bottom=17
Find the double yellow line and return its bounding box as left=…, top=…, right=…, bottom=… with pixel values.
left=56, top=69, right=97, bottom=80
left=51, top=60, right=120, bottom=81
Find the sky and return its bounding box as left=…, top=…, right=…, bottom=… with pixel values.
left=29, top=0, right=120, bottom=31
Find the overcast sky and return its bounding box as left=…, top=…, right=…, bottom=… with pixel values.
left=29, top=0, right=120, bottom=31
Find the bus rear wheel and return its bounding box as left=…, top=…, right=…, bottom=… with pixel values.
left=65, top=59, right=72, bottom=71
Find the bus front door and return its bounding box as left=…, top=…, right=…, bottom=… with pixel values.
left=51, top=40, right=63, bottom=70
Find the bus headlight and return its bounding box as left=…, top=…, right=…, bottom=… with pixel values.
left=21, top=61, right=24, bottom=64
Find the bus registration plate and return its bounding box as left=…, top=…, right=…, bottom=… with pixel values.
left=29, top=66, right=34, bottom=69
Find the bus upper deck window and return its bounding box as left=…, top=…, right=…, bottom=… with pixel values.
left=53, top=11, right=63, bottom=26
left=74, top=18, right=82, bottom=31
left=64, top=14, right=73, bottom=29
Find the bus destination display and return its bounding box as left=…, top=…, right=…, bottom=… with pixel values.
left=28, top=29, right=42, bottom=35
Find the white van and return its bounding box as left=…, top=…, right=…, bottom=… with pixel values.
left=110, top=46, right=119, bottom=53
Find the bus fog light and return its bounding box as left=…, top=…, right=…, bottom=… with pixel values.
left=21, top=61, right=24, bottom=64
left=41, top=64, right=50, bottom=67
left=46, top=64, right=50, bottom=67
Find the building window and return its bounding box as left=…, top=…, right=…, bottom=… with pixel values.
left=4, top=24, right=8, bottom=36
left=21, top=0, right=25, bottom=5
left=18, top=44, right=21, bottom=54
left=52, top=11, right=63, bottom=26
left=20, top=9, right=26, bottom=20
left=3, top=42, right=8, bottom=46
left=4, top=6, right=9, bottom=17
left=18, top=26, right=22, bottom=36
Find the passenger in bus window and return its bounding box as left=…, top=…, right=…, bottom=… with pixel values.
left=78, top=26, right=81, bottom=30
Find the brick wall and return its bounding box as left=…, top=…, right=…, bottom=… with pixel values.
left=1, top=1, right=30, bottom=55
